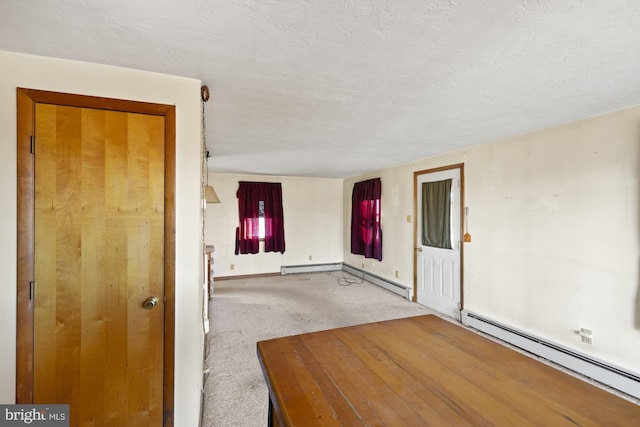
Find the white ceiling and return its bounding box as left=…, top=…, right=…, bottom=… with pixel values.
left=1, top=1, right=639, bottom=178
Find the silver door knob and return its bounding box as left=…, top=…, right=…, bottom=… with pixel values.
left=143, top=296, right=159, bottom=310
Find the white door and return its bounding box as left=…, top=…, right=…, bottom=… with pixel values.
left=416, top=168, right=461, bottom=319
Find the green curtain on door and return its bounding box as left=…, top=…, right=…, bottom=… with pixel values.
left=421, top=179, right=452, bottom=249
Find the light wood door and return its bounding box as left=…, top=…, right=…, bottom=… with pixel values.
left=32, top=103, right=165, bottom=426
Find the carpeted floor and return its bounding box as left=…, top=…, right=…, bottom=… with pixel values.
left=201, top=271, right=435, bottom=427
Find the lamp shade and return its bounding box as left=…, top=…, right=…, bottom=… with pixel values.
left=205, top=185, right=220, bottom=203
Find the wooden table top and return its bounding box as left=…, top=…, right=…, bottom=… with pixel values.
left=257, top=314, right=639, bottom=426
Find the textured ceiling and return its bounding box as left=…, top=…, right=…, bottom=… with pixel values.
left=1, top=1, right=639, bottom=178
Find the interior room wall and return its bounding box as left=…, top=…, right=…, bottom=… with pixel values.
left=205, top=173, right=343, bottom=277
left=344, top=105, right=640, bottom=374
left=342, top=165, right=416, bottom=287
left=0, top=50, right=204, bottom=426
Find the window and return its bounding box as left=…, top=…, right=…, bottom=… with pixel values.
left=245, top=200, right=266, bottom=240
left=350, top=178, right=382, bottom=261
left=421, top=179, right=452, bottom=249
left=235, top=182, right=285, bottom=254
left=258, top=200, right=265, bottom=239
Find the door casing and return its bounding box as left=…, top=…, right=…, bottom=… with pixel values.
left=413, top=163, right=465, bottom=314
left=16, top=88, right=176, bottom=426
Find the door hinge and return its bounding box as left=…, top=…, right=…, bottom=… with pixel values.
left=29, top=281, right=35, bottom=300
left=30, top=135, right=35, bottom=154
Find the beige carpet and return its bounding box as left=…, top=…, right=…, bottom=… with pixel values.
left=201, top=271, right=435, bottom=426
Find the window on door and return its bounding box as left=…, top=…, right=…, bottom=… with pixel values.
left=421, top=179, right=453, bottom=249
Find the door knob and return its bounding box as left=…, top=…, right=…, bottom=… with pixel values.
left=143, top=296, right=159, bottom=310
left=416, top=247, right=423, bottom=252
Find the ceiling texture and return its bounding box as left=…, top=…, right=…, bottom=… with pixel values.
left=1, top=0, right=639, bottom=178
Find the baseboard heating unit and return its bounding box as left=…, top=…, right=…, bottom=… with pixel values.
left=461, top=310, right=640, bottom=400
left=342, top=263, right=412, bottom=300
left=280, top=263, right=342, bottom=275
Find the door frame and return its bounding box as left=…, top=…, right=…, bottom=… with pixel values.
left=413, top=163, right=465, bottom=312
left=16, top=88, right=176, bottom=426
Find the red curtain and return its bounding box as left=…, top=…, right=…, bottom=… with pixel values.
left=235, top=181, right=285, bottom=255
left=351, top=178, right=382, bottom=261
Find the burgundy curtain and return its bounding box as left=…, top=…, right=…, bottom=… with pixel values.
left=235, top=181, right=285, bottom=255
left=351, top=178, right=382, bottom=261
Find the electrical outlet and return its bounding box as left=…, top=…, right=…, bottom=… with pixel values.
left=230, top=264, right=235, bottom=270
left=395, top=270, right=399, bottom=278
left=406, top=215, right=412, bottom=223
left=578, top=328, right=593, bottom=345
left=361, top=262, right=365, bottom=269
left=308, top=255, right=312, bottom=261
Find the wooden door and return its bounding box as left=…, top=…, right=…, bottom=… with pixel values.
left=414, top=165, right=464, bottom=319
left=16, top=89, right=176, bottom=427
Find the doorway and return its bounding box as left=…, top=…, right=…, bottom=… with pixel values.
left=16, top=88, right=176, bottom=426
left=413, top=164, right=464, bottom=319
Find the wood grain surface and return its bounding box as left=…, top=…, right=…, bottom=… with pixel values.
left=33, top=104, right=165, bottom=426
left=257, top=314, right=639, bottom=426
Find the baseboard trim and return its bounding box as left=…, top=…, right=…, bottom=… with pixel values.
left=342, top=263, right=412, bottom=300
left=281, top=263, right=342, bottom=275
left=461, top=310, right=640, bottom=399
left=214, top=272, right=281, bottom=281
left=214, top=264, right=412, bottom=301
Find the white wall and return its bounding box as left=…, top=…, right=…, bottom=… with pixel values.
left=205, top=173, right=343, bottom=276
left=344, top=105, right=640, bottom=374
left=0, top=50, right=204, bottom=426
